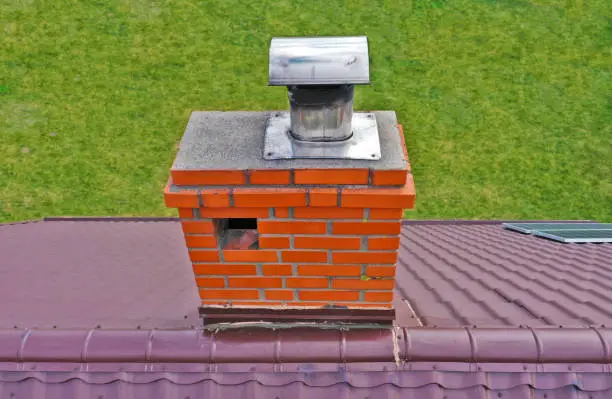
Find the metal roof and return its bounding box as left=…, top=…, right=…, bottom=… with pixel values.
left=1, top=218, right=611, bottom=398
left=396, top=221, right=612, bottom=327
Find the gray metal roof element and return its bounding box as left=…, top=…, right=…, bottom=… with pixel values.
left=269, top=36, right=370, bottom=86
left=503, top=222, right=612, bottom=234
left=535, top=229, right=612, bottom=243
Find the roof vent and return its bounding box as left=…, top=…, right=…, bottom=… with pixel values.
left=264, top=36, right=381, bottom=160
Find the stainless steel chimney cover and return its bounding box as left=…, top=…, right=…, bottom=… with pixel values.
left=269, top=36, right=370, bottom=86
left=265, top=35, right=380, bottom=160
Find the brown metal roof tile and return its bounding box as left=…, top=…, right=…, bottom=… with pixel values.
left=396, top=223, right=612, bottom=328
left=1, top=212, right=611, bottom=398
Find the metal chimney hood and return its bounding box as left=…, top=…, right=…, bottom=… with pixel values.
left=264, top=36, right=381, bottom=160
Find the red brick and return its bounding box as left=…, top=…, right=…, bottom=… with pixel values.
left=199, top=207, right=269, bottom=218
left=332, top=279, right=395, bottom=290
left=293, top=207, right=363, bottom=219
left=248, top=170, right=291, bottom=185
left=265, top=290, right=294, bottom=300
left=298, top=291, right=360, bottom=301
left=177, top=208, right=194, bottom=218
left=233, top=188, right=307, bottom=207
left=309, top=188, right=338, bottom=207
left=181, top=220, right=215, bottom=234
left=195, top=277, right=226, bottom=288
left=193, top=264, right=257, bottom=275
left=332, top=221, right=401, bottom=235
left=298, top=265, right=361, bottom=277
left=331, top=252, right=398, bottom=264
left=164, top=189, right=199, bottom=208
left=341, top=182, right=415, bottom=209
left=286, top=278, right=329, bottom=288
left=369, top=209, right=404, bottom=220
left=199, top=290, right=259, bottom=300
left=294, top=236, right=361, bottom=250
left=281, top=251, right=328, bottom=263
left=201, top=188, right=230, bottom=208
left=262, top=264, right=293, bottom=276
left=171, top=170, right=246, bottom=185
left=184, top=235, right=217, bottom=248
left=223, top=250, right=278, bottom=263
left=275, top=208, right=290, bottom=218
left=189, top=250, right=220, bottom=262
left=365, top=291, right=394, bottom=302
left=228, top=277, right=282, bottom=288
left=258, top=236, right=291, bottom=249
left=365, top=266, right=396, bottom=277
left=294, top=169, right=369, bottom=185
left=369, top=237, right=401, bottom=250
left=372, top=170, right=408, bottom=186
left=259, top=221, right=326, bottom=234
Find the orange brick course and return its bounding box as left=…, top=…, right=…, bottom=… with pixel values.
left=274, top=208, right=290, bottom=217
left=178, top=208, right=194, bottom=218
left=265, top=290, right=294, bottom=300
left=200, top=189, right=231, bottom=208
left=332, top=221, right=401, bottom=235
left=199, top=207, right=269, bottom=218
left=369, top=209, right=404, bottom=220
left=181, top=220, right=215, bottom=234
left=294, top=169, right=369, bottom=185
left=286, top=278, right=329, bottom=289
left=259, top=221, right=326, bottom=234
left=248, top=170, right=291, bottom=185
left=293, top=207, right=363, bottom=219
left=308, top=188, right=338, bottom=207
left=372, top=170, right=408, bottom=186
left=294, top=236, right=361, bottom=250
left=233, top=188, right=306, bottom=207
left=258, top=236, right=291, bottom=249
left=369, top=237, right=401, bottom=250
left=365, top=266, right=396, bottom=277
left=193, top=264, right=256, bottom=275
left=332, top=279, right=395, bottom=290
left=298, top=265, right=361, bottom=276
left=171, top=170, right=246, bottom=186
left=281, top=251, right=328, bottom=263
left=228, top=277, right=282, bottom=288
left=262, top=264, right=293, bottom=275
left=331, top=251, right=398, bottom=264
left=199, top=290, right=259, bottom=300
left=184, top=235, right=218, bottom=248
left=223, top=250, right=278, bottom=263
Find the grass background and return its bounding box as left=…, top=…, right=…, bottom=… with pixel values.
left=1, top=0, right=610, bottom=222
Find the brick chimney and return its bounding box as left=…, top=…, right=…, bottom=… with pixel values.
left=164, top=37, right=415, bottom=323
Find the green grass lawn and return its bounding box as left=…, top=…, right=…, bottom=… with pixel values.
left=1, top=0, right=611, bottom=222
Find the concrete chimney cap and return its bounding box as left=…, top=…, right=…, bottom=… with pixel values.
left=268, top=36, right=370, bottom=86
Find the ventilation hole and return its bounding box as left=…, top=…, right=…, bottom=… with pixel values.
left=219, top=218, right=259, bottom=250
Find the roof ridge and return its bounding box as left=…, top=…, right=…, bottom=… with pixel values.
left=1, top=327, right=610, bottom=365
